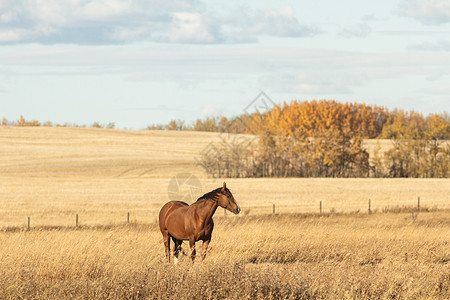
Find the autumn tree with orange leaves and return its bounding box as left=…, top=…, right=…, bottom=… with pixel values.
left=252, top=100, right=382, bottom=177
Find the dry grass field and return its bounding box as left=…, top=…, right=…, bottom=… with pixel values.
left=0, top=213, right=448, bottom=299
left=0, top=127, right=449, bottom=299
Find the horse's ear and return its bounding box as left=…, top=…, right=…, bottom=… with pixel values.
left=222, top=182, right=226, bottom=191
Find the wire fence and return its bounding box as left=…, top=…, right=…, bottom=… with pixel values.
left=2, top=196, right=445, bottom=232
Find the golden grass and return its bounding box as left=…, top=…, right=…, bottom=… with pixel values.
left=0, top=127, right=449, bottom=298
left=0, top=212, right=448, bottom=299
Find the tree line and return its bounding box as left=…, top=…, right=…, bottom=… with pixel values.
left=197, top=100, right=449, bottom=178
left=1, top=116, right=116, bottom=129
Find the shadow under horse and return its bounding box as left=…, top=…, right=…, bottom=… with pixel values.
left=159, top=182, right=240, bottom=263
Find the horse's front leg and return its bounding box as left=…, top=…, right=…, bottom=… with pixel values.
left=201, top=239, right=210, bottom=261
left=189, top=237, right=196, bottom=262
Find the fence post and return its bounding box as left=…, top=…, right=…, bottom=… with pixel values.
left=417, top=197, right=420, bottom=211
left=368, top=199, right=371, bottom=214
left=273, top=204, right=275, bottom=214
left=320, top=201, right=322, bottom=214
left=76, top=214, right=78, bottom=227
left=127, top=212, right=130, bottom=224
left=27, top=216, right=30, bottom=231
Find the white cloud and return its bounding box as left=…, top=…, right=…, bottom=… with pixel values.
left=0, top=0, right=198, bottom=44
left=409, top=39, right=450, bottom=51
left=107, top=26, right=152, bottom=42
left=3, top=45, right=449, bottom=87
left=260, top=71, right=354, bottom=95
left=339, top=23, right=372, bottom=38
left=0, top=1, right=316, bottom=44
left=168, top=12, right=220, bottom=43
left=222, top=6, right=317, bottom=42
left=0, top=28, right=27, bottom=43
left=253, top=48, right=450, bottom=97
left=251, top=6, right=317, bottom=37
left=400, top=0, right=450, bottom=25
left=1, top=9, right=19, bottom=23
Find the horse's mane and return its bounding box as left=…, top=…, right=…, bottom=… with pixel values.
left=196, top=187, right=226, bottom=202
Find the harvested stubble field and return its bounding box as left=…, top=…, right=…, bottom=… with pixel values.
left=0, top=127, right=449, bottom=299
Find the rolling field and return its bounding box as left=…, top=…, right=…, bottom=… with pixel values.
left=0, top=127, right=448, bottom=227
left=0, top=127, right=449, bottom=298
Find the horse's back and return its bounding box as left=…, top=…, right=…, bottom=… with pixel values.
left=159, top=201, right=189, bottom=231
left=161, top=201, right=188, bottom=210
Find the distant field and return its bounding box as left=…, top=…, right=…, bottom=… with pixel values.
left=0, top=126, right=393, bottom=178
left=0, top=127, right=449, bottom=228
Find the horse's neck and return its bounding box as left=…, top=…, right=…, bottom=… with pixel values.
left=196, top=198, right=218, bottom=226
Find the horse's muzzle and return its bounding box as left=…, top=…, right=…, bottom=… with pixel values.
left=232, top=207, right=240, bottom=215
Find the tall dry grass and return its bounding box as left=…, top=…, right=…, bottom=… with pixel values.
left=0, top=211, right=448, bottom=299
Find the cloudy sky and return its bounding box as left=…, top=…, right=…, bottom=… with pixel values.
left=0, top=0, right=449, bottom=129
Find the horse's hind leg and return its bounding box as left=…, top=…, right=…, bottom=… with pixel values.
left=189, top=237, right=196, bottom=262
left=201, top=239, right=210, bottom=261
left=172, top=238, right=183, bottom=264
left=162, top=232, right=170, bottom=263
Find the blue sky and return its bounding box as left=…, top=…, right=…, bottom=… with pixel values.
left=0, top=0, right=449, bottom=129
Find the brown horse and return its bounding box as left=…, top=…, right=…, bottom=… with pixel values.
left=159, top=182, right=240, bottom=263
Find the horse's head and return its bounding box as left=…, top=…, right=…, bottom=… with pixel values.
left=217, top=182, right=240, bottom=215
